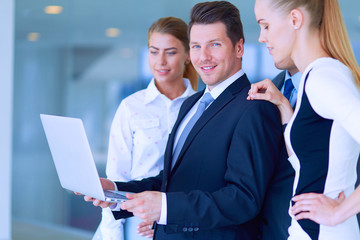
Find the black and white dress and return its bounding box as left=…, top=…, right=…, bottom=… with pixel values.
left=285, top=57, right=360, bottom=239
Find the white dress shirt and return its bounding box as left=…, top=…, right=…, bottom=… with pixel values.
left=101, top=78, right=195, bottom=239
left=158, top=69, right=245, bottom=225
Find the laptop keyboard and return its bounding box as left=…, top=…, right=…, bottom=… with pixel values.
left=104, top=190, right=128, bottom=200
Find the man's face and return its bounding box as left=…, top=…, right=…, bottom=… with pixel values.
left=189, top=22, right=243, bottom=90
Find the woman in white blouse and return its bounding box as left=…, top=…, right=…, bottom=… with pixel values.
left=99, top=17, right=198, bottom=240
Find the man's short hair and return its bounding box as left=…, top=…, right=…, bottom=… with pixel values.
left=189, top=1, right=245, bottom=46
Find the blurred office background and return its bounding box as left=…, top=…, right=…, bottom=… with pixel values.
left=1, top=0, right=360, bottom=239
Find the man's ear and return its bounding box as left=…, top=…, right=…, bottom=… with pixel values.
left=235, top=38, right=244, bottom=59
left=290, top=8, right=304, bottom=30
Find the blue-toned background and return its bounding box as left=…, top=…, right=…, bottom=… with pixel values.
left=2, top=0, right=360, bottom=238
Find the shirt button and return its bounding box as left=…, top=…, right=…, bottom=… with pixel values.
left=188, top=227, right=193, bottom=232
left=182, top=227, right=187, bottom=232
left=194, top=227, right=199, bottom=232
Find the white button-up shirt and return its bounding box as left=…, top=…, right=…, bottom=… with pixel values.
left=101, top=78, right=195, bottom=239
left=106, top=78, right=195, bottom=181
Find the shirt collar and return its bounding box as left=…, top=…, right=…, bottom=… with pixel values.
left=285, top=70, right=301, bottom=91
left=144, top=78, right=195, bottom=104
left=204, top=69, right=244, bottom=100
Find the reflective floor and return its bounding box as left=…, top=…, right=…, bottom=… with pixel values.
left=12, top=219, right=93, bottom=240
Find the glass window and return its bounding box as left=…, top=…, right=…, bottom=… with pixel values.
left=12, top=0, right=360, bottom=235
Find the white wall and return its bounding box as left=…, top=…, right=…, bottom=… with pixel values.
left=0, top=0, right=14, bottom=239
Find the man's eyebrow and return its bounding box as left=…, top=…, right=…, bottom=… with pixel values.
left=190, top=38, right=222, bottom=44
left=164, top=47, right=178, bottom=51
left=209, top=38, right=221, bottom=42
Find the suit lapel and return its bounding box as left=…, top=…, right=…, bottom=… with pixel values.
left=171, top=75, right=250, bottom=173
left=162, top=91, right=204, bottom=187
left=273, top=71, right=286, bottom=90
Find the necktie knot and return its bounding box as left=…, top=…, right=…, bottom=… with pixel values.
left=199, top=92, right=214, bottom=110
left=283, top=78, right=295, bottom=101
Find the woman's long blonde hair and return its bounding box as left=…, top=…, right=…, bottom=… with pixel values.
left=148, top=17, right=198, bottom=90
left=272, top=0, right=360, bottom=88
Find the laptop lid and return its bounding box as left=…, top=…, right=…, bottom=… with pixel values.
left=40, top=114, right=108, bottom=201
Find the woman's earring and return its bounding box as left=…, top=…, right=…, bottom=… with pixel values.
left=294, top=26, right=298, bottom=30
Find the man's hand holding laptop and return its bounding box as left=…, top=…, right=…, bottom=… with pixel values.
left=40, top=114, right=156, bottom=235
left=75, top=178, right=116, bottom=208
left=77, top=178, right=162, bottom=223
left=121, top=191, right=162, bottom=223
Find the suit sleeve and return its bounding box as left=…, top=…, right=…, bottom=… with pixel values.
left=166, top=101, right=283, bottom=230
left=111, top=171, right=163, bottom=220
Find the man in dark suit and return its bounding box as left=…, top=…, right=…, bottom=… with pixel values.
left=85, top=2, right=284, bottom=239
left=260, top=60, right=300, bottom=240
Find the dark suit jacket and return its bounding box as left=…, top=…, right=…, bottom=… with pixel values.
left=272, top=71, right=286, bottom=90
left=114, top=74, right=284, bottom=240
left=260, top=71, right=295, bottom=240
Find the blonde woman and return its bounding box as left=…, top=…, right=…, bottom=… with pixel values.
left=100, top=17, right=197, bottom=240
left=249, top=0, right=360, bottom=239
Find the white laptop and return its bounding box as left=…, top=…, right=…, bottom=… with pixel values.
left=40, top=114, right=129, bottom=203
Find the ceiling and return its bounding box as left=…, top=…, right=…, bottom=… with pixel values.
left=15, top=0, right=360, bottom=45
left=14, top=0, right=360, bottom=83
